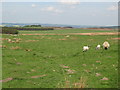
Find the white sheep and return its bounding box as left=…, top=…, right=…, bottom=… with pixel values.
left=8, top=39, right=12, bottom=42
left=103, top=41, right=110, bottom=50
left=96, top=45, right=101, bottom=50
left=83, top=46, right=90, bottom=52
left=66, top=35, right=70, bottom=37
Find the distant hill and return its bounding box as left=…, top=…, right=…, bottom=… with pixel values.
left=95, top=26, right=119, bottom=29
left=1, top=23, right=119, bottom=29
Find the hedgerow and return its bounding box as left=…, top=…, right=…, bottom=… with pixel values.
left=2, top=27, right=19, bottom=34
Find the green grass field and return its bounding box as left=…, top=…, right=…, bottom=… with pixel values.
left=19, top=28, right=118, bottom=34
left=2, top=29, right=118, bottom=88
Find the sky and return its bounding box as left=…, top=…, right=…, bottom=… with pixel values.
left=1, top=0, right=119, bottom=26
left=1, top=0, right=120, bottom=2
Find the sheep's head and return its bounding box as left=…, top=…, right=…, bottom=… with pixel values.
left=88, top=45, right=91, bottom=48
left=104, top=47, right=108, bottom=50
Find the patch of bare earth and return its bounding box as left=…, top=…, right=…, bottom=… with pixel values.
left=73, top=77, right=87, bottom=88
left=10, top=46, right=21, bottom=50
left=0, top=78, right=13, bottom=83
left=69, top=32, right=120, bottom=35
left=21, top=34, right=65, bottom=36
left=60, top=64, right=70, bottom=68
left=65, top=69, right=75, bottom=74
left=16, top=62, right=22, bottom=65
left=58, top=39, right=67, bottom=41
left=31, top=74, right=47, bottom=78
left=84, top=28, right=117, bottom=30
left=111, top=38, right=120, bottom=40
left=21, top=32, right=120, bottom=36
left=0, top=45, right=7, bottom=48
left=24, top=40, right=39, bottom=42
left=59, top=76, right=87, bottom=88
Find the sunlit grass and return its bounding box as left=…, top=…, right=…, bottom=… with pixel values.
left=2, top=29, right=118, bottom=88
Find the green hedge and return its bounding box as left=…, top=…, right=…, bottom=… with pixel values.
left=12, top=27, right=54, bottom=31
left=2, top=27, right=19, bottom=34
left=24, top=25, right=41, bottom=27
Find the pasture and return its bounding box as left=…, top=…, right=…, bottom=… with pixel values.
left=1, top=29, right=118, bottom=88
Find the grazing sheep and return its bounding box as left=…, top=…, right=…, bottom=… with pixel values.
left=83, top=46, right=90, bottom=52
left=8, top=39, right=11, bottom=42
left=103, top=41, right=110, bottom=50
left=96, top=45, right=101, bottom=50
left=11, top=34, right=18, bottom=36
left=13, top=35, right=18, bottom=36
left=66, top=35, right=70, bottom=37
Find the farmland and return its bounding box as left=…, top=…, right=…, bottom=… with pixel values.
left=1, top=28, right=119, bottom=88
left=19, top=28, right=117, bottom=34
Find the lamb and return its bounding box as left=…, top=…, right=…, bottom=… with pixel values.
left=96, top=45, right=101, bottom=50
left=83, top=46, right=90, bottom=52
left=103, top=41, right=110, bottom=50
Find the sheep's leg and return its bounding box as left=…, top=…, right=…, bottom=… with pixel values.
left=105, top=47, right=107, bottom=50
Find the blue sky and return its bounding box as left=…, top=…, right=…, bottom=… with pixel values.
left=2, top=1, right=118, bottom=26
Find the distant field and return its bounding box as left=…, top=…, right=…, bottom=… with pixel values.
left=2, top=28, right=118, bottom=88
left=19, top=28, right=118, bottom=34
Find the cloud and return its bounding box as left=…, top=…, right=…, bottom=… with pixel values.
left=59, top=0, right=80, bottom=5
left=107, top=5, right=118, bottom=11
left=41, top=6, right=63, bottom=13
left=31, top=4, right=36, bottom=8
left=46, top=7, right=54, bottom=11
